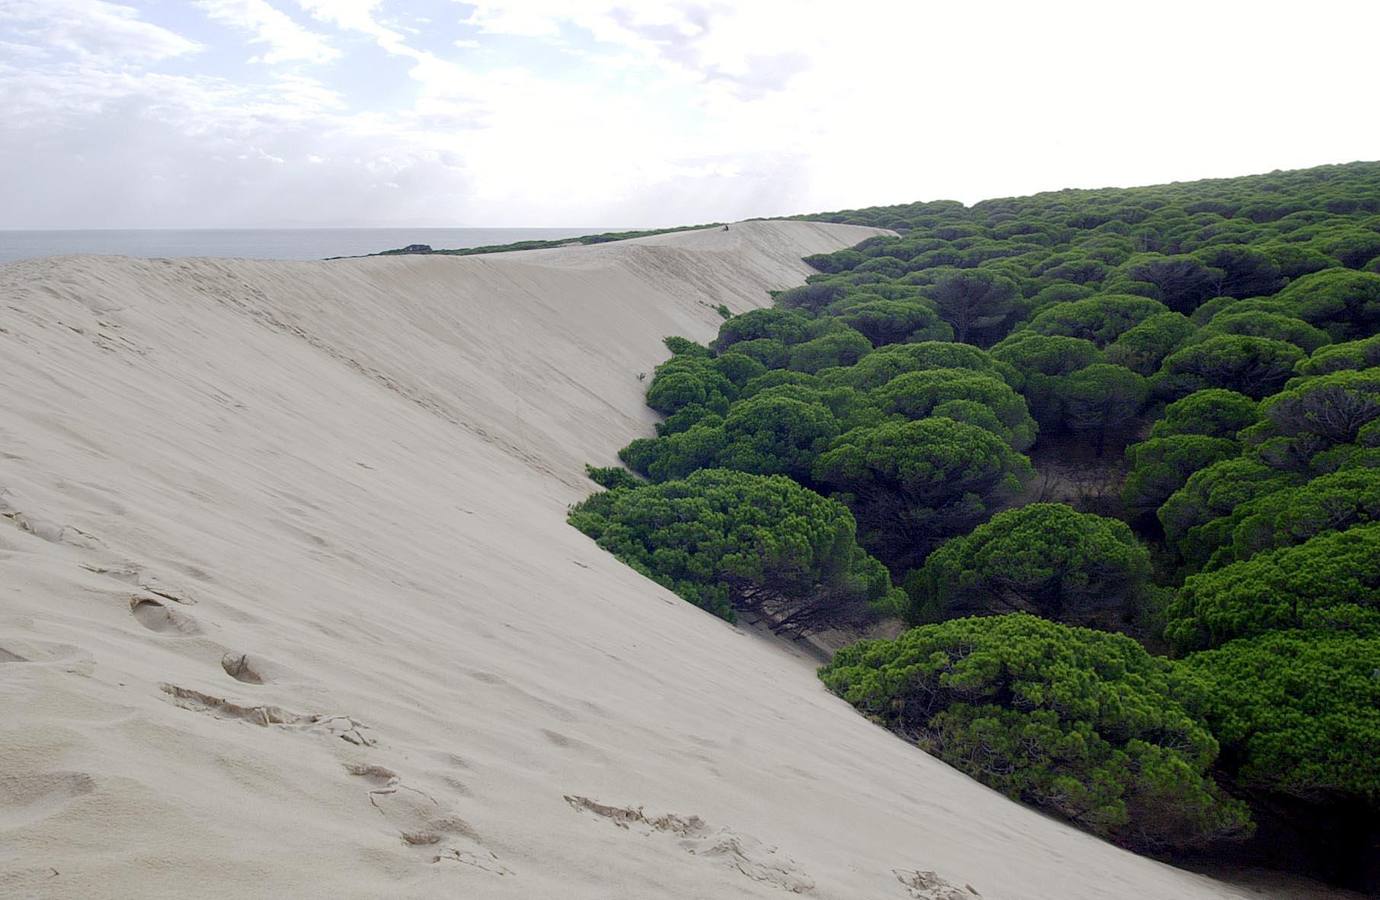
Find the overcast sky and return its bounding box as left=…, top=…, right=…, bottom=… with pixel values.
left=2, top=0, right=1377, bottom=228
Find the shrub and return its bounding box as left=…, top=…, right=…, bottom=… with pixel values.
left=1025, top=295, right=1170, bottom=347
left=990, top=332, right=1102, bottom=427
left=1123, top=435, right=1240, bottom=518
left=618, top=422, right=727, bottom=482
left=1114, top=254, right=1224, bottom=312
left=713, top=307, right=820, bottom=349
left=1057, top=364, right=1148, bottom=456
left=871, top=368, right=1038, bottom=450
left=662, top=336, right=711, bottom=357
left=787, top=328, right=873, bottom=374
left=920, top=270, right=1020, bottom=343
left=1274, top=269, right=1380, bottom=339
left=1192, top=244, right=1285, bottom=298
left=1206, top=467, right=1380, bottom=568
left=812, top=418, right=1033, bottom=571
left=717, top=394, right=840, bottom=481
left=1259, top=367, right=1380, bottom=446
left=1155, top=334, right=1305, bottom=400
left=830, top=341, right=997, bottom=390
left=907, top=503, right=1150, bottom=628
left=728, top=337, right=789, bottom=369
left=1164, top=523, right=1380, bottom=652
left=714, top=352, right=767, bottom=387
left=838, top=299, right=954, bottom=346
left=1199, top=311, right=1332, bottom=353
left=1158, top=459, right=1304, bottom=568
left=584, top=464, right=640, bottom=490
left=820, top=614, right=1252, bottom=851
left=1180, top=630, right=1380, bottom=802
left=1105, top=311, right=1196, bottom=375
left=569, top=468, right=900, bottom=630
left=645, top=355, right=736, bottom=415
left=1149, top=389, right=1258, bottom=440
left=776, top=280, right=849, bottom=313
left=1297, top=333, right=1380, bottom=376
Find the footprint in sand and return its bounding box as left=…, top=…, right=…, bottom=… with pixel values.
left=130, top=596, right=200, bottom=635
left=893, top=869, right=982, bottom=900
left=345, top=763, right=512, bottom=875
left=0, top=640, right=95, bottom=676
left=0, top=501, right=103, bottom=550
left=159, top=683, right=374, bottom=745
left=564, top=795, right=813, bottom=893
left=83, top=562, right=200, bottom=607
left=0, top=771, right=96, bottom=830
left=219, top=651, right=291, bottom=685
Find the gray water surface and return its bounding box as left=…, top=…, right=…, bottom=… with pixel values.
left=0, top=227, right=615, bottom=264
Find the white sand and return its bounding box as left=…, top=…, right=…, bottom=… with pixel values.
left=0, top=222, right=1281, bottom=898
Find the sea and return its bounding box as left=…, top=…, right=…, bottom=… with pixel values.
left=0, top=227, right=615, bottom=265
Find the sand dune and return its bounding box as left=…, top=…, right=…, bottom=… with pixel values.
left=0, top=221, right=1264, bottom=898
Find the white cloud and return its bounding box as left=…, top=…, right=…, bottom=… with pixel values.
left=2, top=0, right=1379, bottom=228
left=1, top=0, right=201, bottom=61
left=196, top=0, right=339, bottom=64
left=294, top=0, right=408, bottom=53
left=463, top=4, right=564, bottom=38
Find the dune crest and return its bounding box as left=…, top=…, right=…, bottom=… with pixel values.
left=0, top=222, right=1253, bottom=898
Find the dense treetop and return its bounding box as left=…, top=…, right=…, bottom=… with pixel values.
left=569, top=468, right=900, bottom=630
left=573, top=161, right=1380, bottom=887
left=819, top=614, right=1252, bottom=852
left=906, top=503, right=1150, bottom=628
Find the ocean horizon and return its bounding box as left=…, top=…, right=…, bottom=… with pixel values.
left=0, top=227, right=621, bottom=265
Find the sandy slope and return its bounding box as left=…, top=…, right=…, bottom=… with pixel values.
left=0, top=221, right=1264, bottom=899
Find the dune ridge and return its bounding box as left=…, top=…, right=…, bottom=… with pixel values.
left=0, top=221, right=1262, bottom=898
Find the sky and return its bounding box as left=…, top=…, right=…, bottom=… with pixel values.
left=2, top=0, right=1378, bottom=229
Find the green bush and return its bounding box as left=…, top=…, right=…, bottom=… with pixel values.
left=990, top=332, right=1102, bottom=427
left=907, top=503, right=1150, bottom=628
left=1056, top=363, right=1148, bottom=456
left=1274, top=269, right=1380, bottom=339
left=584, top=464, right=641, bottom=490
left=1192, top=244, right=1285, bottom=298
left=1180, top=630, right=1380, bottom=801
left=1122, top=434, right=1240, bottom=517
left=1259, top=366, right=1380, bottom=447
left=644, top=354, right=736, bottom=416
left=819, top=614, right=1252, bottom=851
left=1155, top=334, right=1305, bottom=400
left=717, top=394, right=840, bottom=481
left=787, top=328, right=873, bottom=373
left=1149, top=389, right=1258, bottom=440
left=871, top=368, right=1038, bottom=450
left=1025, top=294, right=1170, bottom=347
left=569, top=468, right=901, bottom=630
left=713, top=352, right=767, bottom=388
left=1164, top=523, right=1380, bottom=652
left=830, top=340, right=998, bottom=390
left=1113, top=254, right=1223, bottom=313
left=727, top=337, right=789, bottom=369
left=619, top=422, right=727, bottom=482
left=1297, top=333, right=1380, bottom=376
left=812, top=417, right=1033, bottom=571
left=713, top=307, right=821, bottom=349
left=1105, top=311, right=1196, bottom=374
left=1158, top=459, right=1304, bottom=568
left=1199, top=311, right=1332, bottom=353
left=920, top=270, right=1020, bottom=344
left=837, top=299, right=953, bottom=346
left=1205, top=467, right=1380, bottom=568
